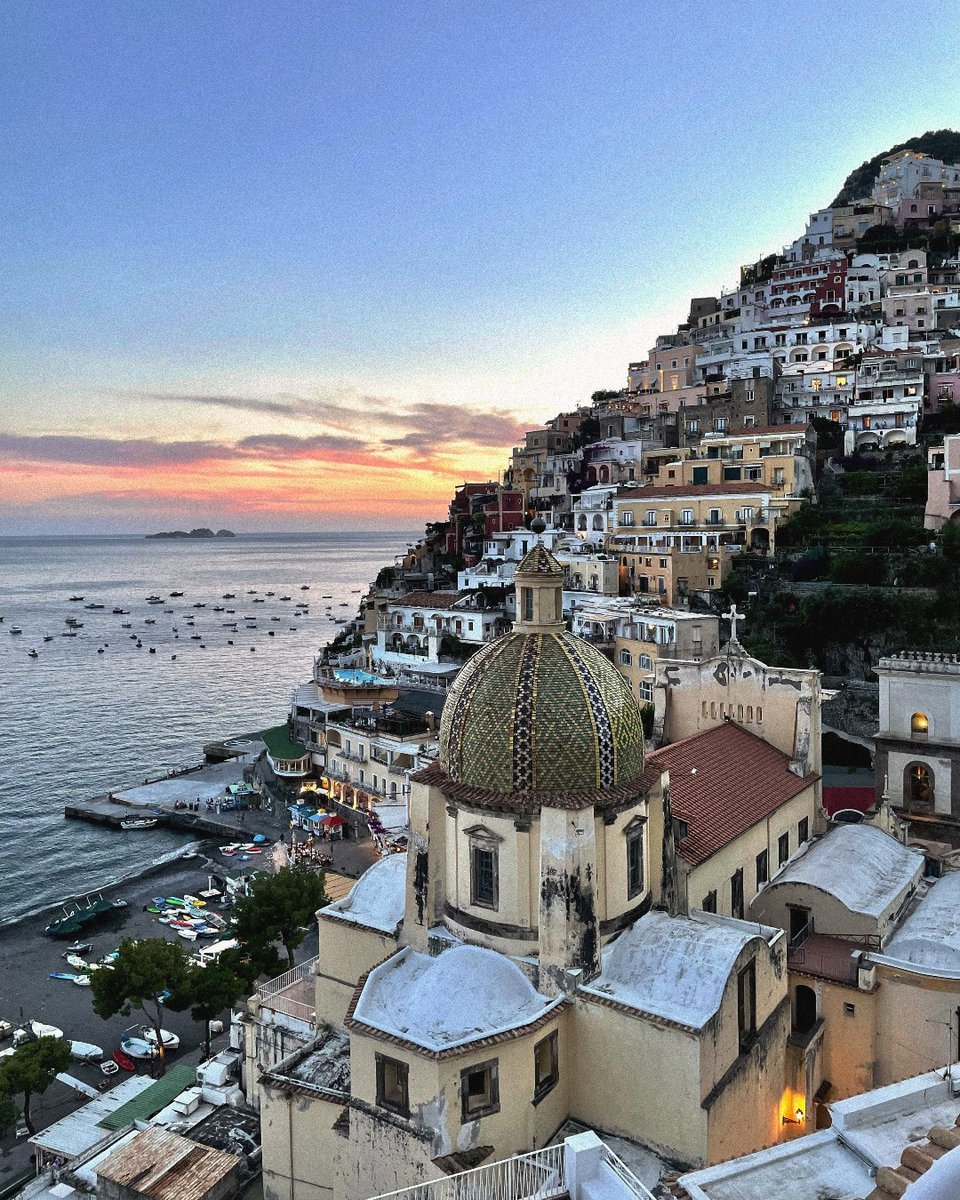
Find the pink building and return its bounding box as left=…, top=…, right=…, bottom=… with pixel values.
left=928, top=372, right=960, bottom=414
left=925, top=435, right=960, bottom=530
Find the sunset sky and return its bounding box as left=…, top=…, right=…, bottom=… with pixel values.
left=2, top=1, right=958, bottom=533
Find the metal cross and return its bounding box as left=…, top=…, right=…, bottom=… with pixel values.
left=723, top=602, right=743, bottom=645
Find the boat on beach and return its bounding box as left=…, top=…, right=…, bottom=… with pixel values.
left=141, top=1027, right=180, bottom=1050
left=112, top=1048, right=136, bottom=1071
left=43, top=893, right=127, bottom=938
left=70, top=1040, right=104, bottom=1062
left=14, top=1021, right=63, bottom=1045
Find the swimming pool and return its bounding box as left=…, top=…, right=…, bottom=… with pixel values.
left=333, top=668, right=385, bottom=684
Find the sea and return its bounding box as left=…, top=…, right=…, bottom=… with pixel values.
left=0, top=531, right=418, bottom=925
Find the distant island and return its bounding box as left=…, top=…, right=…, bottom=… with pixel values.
left=145, top=528, right=236, bottom=540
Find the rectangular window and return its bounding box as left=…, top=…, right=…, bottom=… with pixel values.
left=844, top=1002, right=856, bottom=1017
left=376, top=1054, right=410, bottom=1117
left=778, top=832, right=790, bottom=867
left=461, top=1059, right=500, bottom=1121
left=737, top=961, right=757, bottom=1050
left=798, top=817, right=809, bottom=845
left=620, top=510, right=634, bottom=526
left=702, top=890, right=717, bottom=913
left=522, top=588, right=533, bottom=622
left=681, top=509, right=694, bottom=525
left=533, top=1032, right=559, bottom=1102
left=756, top=849, right=768, bottom=889
left=731, top=868, right=744, bottom=919
left=619, top=649, right=632, bottom=666
left=471, top=844, right=498, bottom=909
left=627, top=826, right=645, bottom=898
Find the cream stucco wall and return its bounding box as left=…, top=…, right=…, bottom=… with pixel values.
left=685, top=787, right=816, bottom=917
left=260, top=1084, right=344, bottom=1200
left=315, top=918, right=400, bottom=1027
left=571, top=997, right=707, bottom=1165
left=750, top=872, right=917, bottom=946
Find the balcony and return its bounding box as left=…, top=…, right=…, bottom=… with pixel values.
left=787, top=932, right=879, bottom=984
left=256, top=955, right=318, bottom=1029
left=370, top=1132, right=657, bottom=1200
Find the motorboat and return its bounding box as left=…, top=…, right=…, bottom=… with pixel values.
left=65, top=618, right=83, bottom=627
left=120, top=817, right=158, bottom=831
left=140, top=1027, right=180, bottom=1051
left=112, top=608, right=129, bottom=614
left=43, top=635, right=54, bottom=641
left=170, top=591, right=184, bottom=597
left=69, top=595, right=84, bottom=601
left=67, top=1039, right=103, bottom=1062
left=14, top=1021, right=63, bottom=1046
left=222, top=593, right=236, bottom=599
left=10, top=628, right=22, bottom=635
left=28, top=649, right=39, bottom=658
left=72, top=974, right=92, bottom=987
left=301, top=585, right=310, bottom=590
left=67, top=941, right=92, bottom=954
left=64, top=954, right=88, bottom=969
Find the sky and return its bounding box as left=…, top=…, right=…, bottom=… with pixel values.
left=1, top=1, right=959, bottom=534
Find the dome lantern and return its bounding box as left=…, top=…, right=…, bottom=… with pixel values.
left=514, top=543, right=565, bottom=634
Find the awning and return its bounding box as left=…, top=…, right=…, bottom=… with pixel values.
left=319, top=815, right=344, bottom=829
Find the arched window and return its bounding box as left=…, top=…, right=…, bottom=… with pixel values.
left=911, top=712, right=929, bottom=738
left=794, top=985, right=817, bottom=1036
left=907, top=763, right=935, bottom=813
left=756, top=706, right=763, bottom=723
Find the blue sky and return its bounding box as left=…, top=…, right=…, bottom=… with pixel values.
left=1, top=0, right=959, bottom=531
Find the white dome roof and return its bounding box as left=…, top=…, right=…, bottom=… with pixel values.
left=322, top=853, right=406, bottom=934
left=352, top=944, right=558, bottom=1051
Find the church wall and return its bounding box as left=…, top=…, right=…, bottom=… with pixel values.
left=570, top=998, right=707, bottom=1166
left=655, top=653, right=821, bottom=777
left=685, top=787, right=816, bottom=917
left=348, top=1017, right=569, bottom=1170
left=316, top=918, right=400, bottom=1027
left=697, top=936, right=788, bottom=1163
left=598, top=801, right=654, bottom=933
left=405, top=782, right=448, bottom=951
left=259, top=1084, right=343, bottom=1200
left=337, top=1104, right=440, bottom=1200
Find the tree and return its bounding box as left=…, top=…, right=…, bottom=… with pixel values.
left=91, top=938, right=191, bottom=1075
left=233, top=866, right=328, bottom=972
left=168, top=963, right=247, bottom=1061
left=0, top=1037, right=72, bottom=1134
left=0, top=1088, right=15, bottom=1137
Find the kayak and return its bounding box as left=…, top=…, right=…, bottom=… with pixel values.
left=49, top=972, right=80, bottom=982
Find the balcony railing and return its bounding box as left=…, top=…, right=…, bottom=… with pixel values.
left=370, top=1139, right=657, bottom=1200
left=257, top=955, right=318, bottom=1024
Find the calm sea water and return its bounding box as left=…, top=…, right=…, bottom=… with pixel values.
left=0, top=531, right=417, bottom=923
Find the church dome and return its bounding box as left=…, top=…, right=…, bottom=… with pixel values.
left=438, top=544, right=645, bottom=798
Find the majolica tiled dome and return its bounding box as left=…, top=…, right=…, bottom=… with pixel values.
left=438, top=543, right=645, bottom=797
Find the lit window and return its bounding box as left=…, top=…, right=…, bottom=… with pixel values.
left=912, top=712, right=929, bottom=738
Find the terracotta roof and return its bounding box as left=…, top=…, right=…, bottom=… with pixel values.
left=410, top=757, right=665, bottom=814
left=391, top=590, right=466, bottom=610
left=619, top=482, right=775, bottom=500
left=648, top=723, right=818, bottom=866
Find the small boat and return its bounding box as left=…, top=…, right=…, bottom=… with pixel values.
left=84, top=603, right=105, bottom=610
left=141, top=1027, right=179, bottom=1050
left=145, top=595, right=162, bottom=602
left=69, top=595, right=84, bottom=602
left=43, top=635, right=54, bottom=642
left=68, top=1039, right=102, bottom=1062
left=64, top=954, right=88, bottom=969
left=175, top=927, right=198, bottom=941
left=28, top=649, right=39, bottom=658
left=192, top=602, right=206, bottom=608
left=67, top=941, right=92, bottom=954
left=149, top=647, right=156, bottom=654
left=100, top=1059, right=119, bottom=1076
left=182, top=895, right=205, bottom=907
left=62, top=631, right=78, bottom=637
left=73, top=974, right=92, bottom=987
left=112, top=608, right=129, bottom=614
left=279, top=595, right=291, bottom=601
left=213, top=606, right=224, bottom=612
left=119, top=817, right=158, bottom=831
left=266, top=591, right=275, bottom=597
left=220, top=845, right=239, bottom=856
left=112, top=1048, right=136, bottom=1070
left=10, top=628, right=22, bottom=635
left=321, top=595, right=332, bottom=598
left=252, top=598, right=265, bottom=603
left=170, top=591, right=184, bottom=597
left=222, top=593, right=236, bottom=599
left=49, top=972, right=81, bottom=982
left=301, top=585, right=310, bottom=590
left=65, top=618, right=83, bottom=627
left=144, top=618, right=156, bottom=624
left=122, top=622, right=132, bottom=628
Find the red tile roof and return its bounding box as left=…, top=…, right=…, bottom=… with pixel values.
left=648, top=723, right=818, bottom=866
left=391, top=590, right=467, bottom=610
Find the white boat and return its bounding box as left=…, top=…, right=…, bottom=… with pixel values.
left=175, top=927, right=198, bottom=941
left=69, top=1040, right=104, bottom=1062
left=120, top=1035, right=158, bottom=1059
left=119, top=817, right=158, bottom=831
left=140, top=1027, right=179, bottom=1050
left=13, top=1021, right=63, bottom=1046
left=72, top=975, right=92, bottom=987
left=64, top=954, right=88, bottom=970
left=100, top=1060, right=119, bottom=1076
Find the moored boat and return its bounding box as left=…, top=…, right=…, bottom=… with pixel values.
left=119, top=817, right=158, bottom=831
left=69, top=1040, right=104, bottom=1062
left=112, top=1048, right=136, bottom=1070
